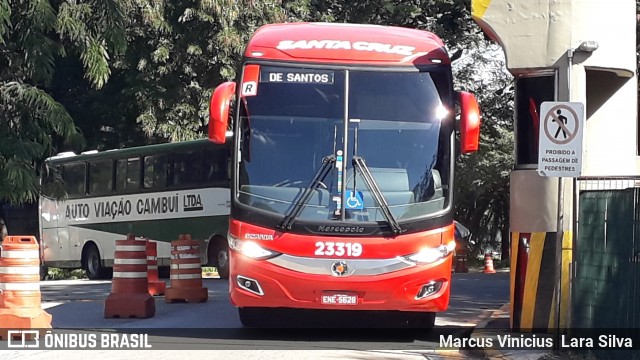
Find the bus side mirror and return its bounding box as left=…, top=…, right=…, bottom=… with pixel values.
left=458, top=91, right=481, bottom=154
left=209, top=81, right=237, bottom=144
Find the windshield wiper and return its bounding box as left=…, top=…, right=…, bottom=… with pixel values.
left=279, top=155, right=336, bottom=231
left=351, top=156, right=404, bottom=235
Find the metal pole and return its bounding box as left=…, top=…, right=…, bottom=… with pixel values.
left=554, top=177, right=564, bottom=349
left=553, top=48, right=573, bottom=350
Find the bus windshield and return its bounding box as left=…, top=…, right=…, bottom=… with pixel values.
left=237, top=65, right=452, bottom=225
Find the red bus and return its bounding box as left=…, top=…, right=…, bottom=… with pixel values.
left=208, top=22, right=480, bottom=328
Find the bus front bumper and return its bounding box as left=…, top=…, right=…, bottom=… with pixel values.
left=229, top=252, right=452, bottom=312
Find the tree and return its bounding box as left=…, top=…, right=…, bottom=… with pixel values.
left=107, top=0, right=310, bottom=143
left=0, top=0, right=128, bottom=203
left=453, top=41, right=514, bottom=261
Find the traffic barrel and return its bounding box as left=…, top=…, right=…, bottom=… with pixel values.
left=146, top=239, right=165, bottom=296
left=165, top=234, right=208, bottom=303
left=0, top=236, right=52, bottom=340
left=104, top=234, right=155, bottom=318
left=483, top=252, right=496, bottom=274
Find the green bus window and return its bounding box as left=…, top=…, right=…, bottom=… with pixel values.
left=62, top=163, right=86, bottom=197
left=144, top=155, right=168, bottom=189
left=203, top=149, right=228, bottom=184
left=116, top=158, right=140, bottom=192
left=89, top=160, right=113, bottom=195
left=173, top=151, right=201, bottom=186
left=41, top=164, right=63, bottom=198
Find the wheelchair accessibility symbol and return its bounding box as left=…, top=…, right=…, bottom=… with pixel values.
left=345, top=190, right=364, bottom=210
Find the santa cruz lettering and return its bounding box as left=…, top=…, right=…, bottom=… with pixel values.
left=276, top=40, right=415, bottom=56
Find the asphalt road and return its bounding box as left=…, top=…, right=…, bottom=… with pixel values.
left=29, top=271, right=509, bottom=350
left=1, top=271, right=509, bottom=359
left=39, top=272, right=509, bottom=326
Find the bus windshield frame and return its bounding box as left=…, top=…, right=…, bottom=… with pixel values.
left=233, top=63, right=455, bottom=235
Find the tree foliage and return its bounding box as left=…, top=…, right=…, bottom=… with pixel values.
left=453, top=40, right=514, bottom=260
left=98, top=0, right=310, bottom=143
left=0, top=0, right=128, bottom=203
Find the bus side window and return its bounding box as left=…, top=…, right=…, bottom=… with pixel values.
left=202, top=149, right=228, bottom=184
left=172, top=151, right=201, bottom=187
left=62, top=162, right=86, bottom=197
left=41, top=164, right=63, bottom=198
left=116, top=157, right=141, bottom=192
left=89, top=160, right=113, bottom=196
left=144, top=155, right=168, bottom=189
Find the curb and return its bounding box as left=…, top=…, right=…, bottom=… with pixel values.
left=475, top=303, right=510, bottom=329
left=461, top=267, right=511, bottom=274
left=462, top=303, right=552, bottom=360
left=461, top=303, right=510, bottom=359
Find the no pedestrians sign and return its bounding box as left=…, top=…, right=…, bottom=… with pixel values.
left=537, top=102, right=584, bottom=177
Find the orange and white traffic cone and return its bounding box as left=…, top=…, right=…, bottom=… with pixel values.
left=104, top=234, right=155, bottom=318
left=165, top=234, right=208, bottom=303
left=483, top=252, right=496, bottom=274
left=146, top=239, right=165, bottom=296
left=0, top=236, right=52, bottom=340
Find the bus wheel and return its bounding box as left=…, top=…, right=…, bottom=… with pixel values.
left=40, top=265, right=49, bottom=280
left=238, top=307, right=266, bottom=327
left=408, top=312, right=436, bottom=330
left=83, top=244, right=106, bottom=280
left=209, top=239, right=229, bottom=279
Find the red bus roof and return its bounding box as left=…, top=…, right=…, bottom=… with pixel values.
left=244, top=22, right=450, bottom=66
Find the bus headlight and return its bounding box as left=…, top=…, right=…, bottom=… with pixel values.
left=404, top=241, right=456, bottom=265
left=228, top=236, right=279, bottom=260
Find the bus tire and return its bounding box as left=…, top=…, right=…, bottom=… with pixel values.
left=209, top=237, right=229, bottom=279
left=83, top=243, right=106, bottom=280
left=238, top=307, right=266, bottom=327
left=408, top=312, right=436, bottom=330
left=40, top=265, right=49, bottom=280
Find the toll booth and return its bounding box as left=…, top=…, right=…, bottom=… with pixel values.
left=472, top=0, right=638, bottom=330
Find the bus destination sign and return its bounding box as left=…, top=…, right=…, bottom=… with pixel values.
left=260, top=68, right=334, bottom=84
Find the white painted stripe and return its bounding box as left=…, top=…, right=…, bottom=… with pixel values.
left=0, top=266, right=41, bottom=275
left=170, top=273, right=201, bottom=280
left=114, top=258, right=147, bottom=265
left=171, top=263, right=201, bottom=269
left=1, top=250, right=40, bottom=259
left=112, top=271, right=147, bottom=278
left=0, top=282, right=40, bottom=291
left=147, top=265, right=158, bottom=270
left=41, top=301, right=66, bottom=310
left=116, top=245, right=146, bottom=252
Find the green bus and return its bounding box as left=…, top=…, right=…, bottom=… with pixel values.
left=39, top=139, right=231, bottom=279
